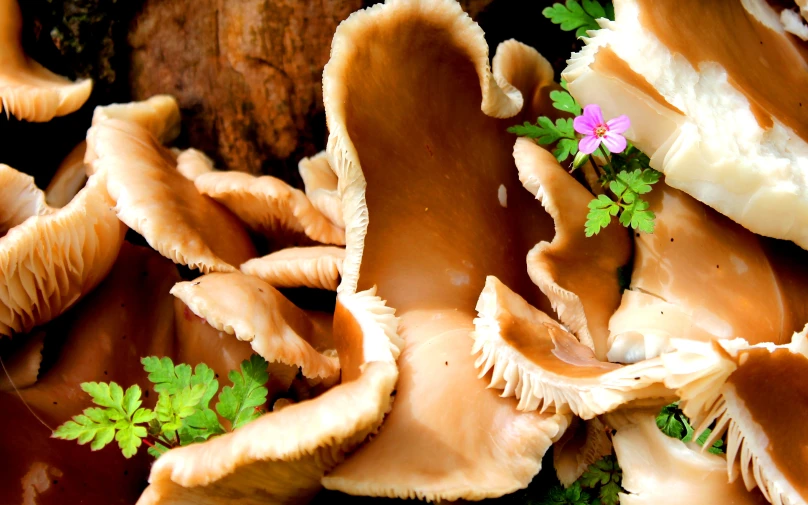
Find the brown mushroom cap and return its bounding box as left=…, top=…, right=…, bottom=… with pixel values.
left=514, top=138, right=631, bottom=360
left=563, top=0, right=808, bottom=249
left=86, top=119, right=256, bottom=273
left=171, top=272, right=339, bottom=381
left=662, top=334, right=808, bottom=505
left=194, top=171, right=346, bottom=246
left=0, top=167, right=126, bottom=336
left=240, top=246, right=345, bottom=291
left=473, top=276, right=671, bottom=418
left=0, top=0, right=92, bottom=121
left=607, top=184, right=808, bottom=363
left=614, top=414, right=767, bottom=505
left=298, top=151, right=344, bottom=228
left=138, top=288, right=401, bottom=505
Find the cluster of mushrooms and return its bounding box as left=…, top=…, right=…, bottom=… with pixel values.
left=1, top=0, right=807, bottom=503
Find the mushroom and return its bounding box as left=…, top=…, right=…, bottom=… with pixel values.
left=318, top=0, right=576, bottom=499
left=472, top=276, right=671, bottom=418
left=45, top=142, right=87, bottom=208
left=0, top=0, right=92, bottom=121
left=175, top=148, right=215, bottom=181
left=514, top=137, right=631, bottom=360
left=562, top=0, right=808, bottom=249
left=613, top=413, right=767, bottom=505
left=0, top=331, right=44, bottom=391
left=86, top=119, right=256, bottom=273
left=661, top=332, right=808, bottom=505
left=0, top=164, right=126, bottom=337
left=782, top=6, right=808, bottom=40
left=606, top=184, right=808, bottom=364
left=298, top=151, right=344, bottom=228
left=194, top=170, right=346, bottom=246
left=0, top=243, right=179, bottom=505
left=170, top=272, right=340, bottom=382
left=137, top=287, right=401, bottom=504
left=241, top=246, right=345, bottom=290
left=553, top=417, right=613, bottom=487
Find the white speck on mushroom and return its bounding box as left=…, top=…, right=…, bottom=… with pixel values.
left=446, top=269, right=470, bottom=286
left=498, top=184, right=507, bottom=208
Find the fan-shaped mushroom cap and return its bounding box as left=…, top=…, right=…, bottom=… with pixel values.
left=553, top=417, right=613, bottom=487
left=87, top=119, right=256, bottom=273
left=782, top=6, right=808, bottom=40
left=607, top=184, right=808, bottom=363
left=321, top=1, right=579, bottom=498
left=241, top=246, right=345, bottom=291
left=514, top=138, right=631, bottom=360
left=194, top=171, right=346, bottom=246
left=175, top=148, right=215, bottom=181
left=0, top=166, right=126, bottom=336
left=45, top=141, right=88, bottom=208
left=0, top=0, right=92, bottom=121
left=0, top=331, right=44, bottom=391
left=138, top=287, right=400, bottom=505
left=472, top=276, right=671, bottom=419
left=92, top=94, right=181, bottom=145
left=563, top=0, right=808, bottom=249
left=614, top=414, right=767, bottom=505
left=662, top=332, right=808, bottom=505
left=0, top=243, right=178, bottom=505
left=299, top=151, right=344, bottom=229
left=171, top=272, right=339, bottom=381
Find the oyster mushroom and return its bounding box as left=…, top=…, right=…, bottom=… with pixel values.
left=175, top=148, right=215, bottom=181
left=138, top=287, right=401, bottom=504
left=472, top=276, right=671, bottom=418
left=782, top=6, right=808, bottom=40
left=553, top=417, right=613, bottom=487
left=86, top=119, right=256, bottom=273
left=0, top=165, right=126, bottom=337
left=241, top=246, right=345, bottom=290
left=607, top=184, right=808, bottom=364
left=319, top=0, right=577, bottom=499
left=0, top=331, right=44, bottom=391
left=0, top=0, right=92, bottom=121
left=614, top=413, right=767, bottom=505
left=298, top=151, right=344, bottom=228
left=45, top=142, right=87, bottom=208
left=662, top=332, right=808, bottom=505
left=563, top=0, right=808, bottom=249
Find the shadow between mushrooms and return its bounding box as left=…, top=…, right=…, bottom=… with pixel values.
left=319, top=0, right=581, bottom=499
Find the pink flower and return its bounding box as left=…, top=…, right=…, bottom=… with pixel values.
left=573, top=104, right=630, bottom=155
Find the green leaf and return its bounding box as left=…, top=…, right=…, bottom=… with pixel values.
left=542, top=0, right=602, bottom=38
left=179, top=408, right=226, bottom=445
left=508, top=116, right=577, bottom=162
left=538, top=482, right=592, bottom=505
left=553, top=138, right=579, bottom=162
left=582, top=0, right=606, bottom=19
left=189, top=363, right=218, bottom=409
left=155, top=392, right=174, bottom=423
left=621, top=199, right=656, bottom=234
left=122, top=385, right=143, bottom=417
left=585, top=195, right=619, bottom=237
left=656, top=402, right=686, bottom=439
left=173, top=384, right=207, bottom=419
left=142, top=356, right=192, bottom=395
left=147, top=442, right=170, bottom=459
left=115, top=422, right=147, bottom=459
left=598, top=480, right=621, bottom=505
left=53, top=408, right=116, bottom=451
left=216, top=355, right=270, bottom=430
left=550, top=90, right=582, bottom=116
left=81, top=382, right=122, bottom=412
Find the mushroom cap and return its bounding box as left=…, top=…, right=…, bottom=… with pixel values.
left=175, top=148, right=215, bottom=181
left=87, top=119, right=256, bottom=273
left=563, top=0, right=808, bottom=249
left=240, top=246, right=345, bottom=291
left=472, top=276, right=671, bottom=419
left=0, top=164, right=51, bottom=233
left=170, top=272, right=340, bottom=381
left=138, top=287, right=400, bottom=505
left=553, top=417, right=613, bottom=487
left=0, top=0, right=92, bottom=121
left=45, top=141, right=88, bottom=208
left=514, top=137, right=631, bottom=360
left=607, top=184, right=808, bottom=363
left=194, top=171, right=346, bottom=246
left=0, top=243, right=178, bottom=505
left=0, top=166, right=126, bottom=336
left=0, top=331, right=44, bottom=391
left=614, top=414, right=767, bottom=505
left=298, top=151, right=344, bottom=228
left=782, top=7, right=808, bottom=40
left=662, top=333, right=808, bottom=505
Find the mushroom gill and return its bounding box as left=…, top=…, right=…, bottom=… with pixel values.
left=320, top=0, right=575, bottom=499
left=0, top=0, right=92, bottom=122
left=553, top=417, right=613, bottom=487
left=607, top=184, right=808, bottom=364
left=138, top=288, right=401, bottom=505
left=298, top=152, right=344, bottom=229
left=562, top=0, right=808, bottom=249
left=662, top=333, right=808, bottom=505
left=241, top=246, right=345, bottom=291
left=0, top=165, right=126, bottom=337
left=86, top=119, right=256, bottom=273
left=613, top=413, right=767, bottom=505
left=472, top=276, right=670, bottom=418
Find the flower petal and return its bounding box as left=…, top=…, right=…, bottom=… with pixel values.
left=574, top=114, right=597, bottom=135
left=606, top=115, right=631, bottom=135
left=578, top=135, right=602, bottom=155
left=602, top=131, right=627, bottom=153
left=583, top=104, right=604, bottom=126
